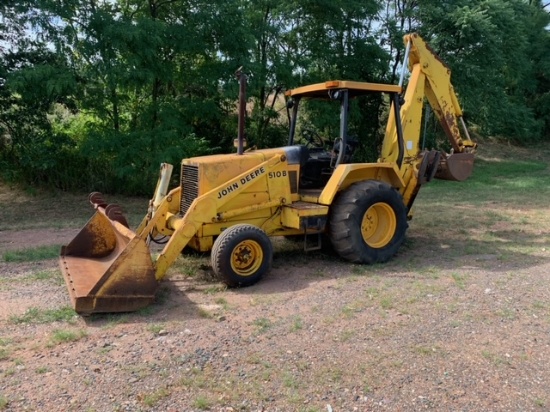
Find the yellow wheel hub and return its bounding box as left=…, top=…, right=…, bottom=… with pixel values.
left=361, top=202, right=396, bottom=248
left=230, top=240, right=263, bottom=276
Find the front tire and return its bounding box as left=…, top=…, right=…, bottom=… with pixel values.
left=329, top=180, right=408, bottom=264
left=211, top=224, right=273, bottom=287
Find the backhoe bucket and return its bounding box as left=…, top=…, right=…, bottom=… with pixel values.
left=60, top=209, right=158, bottom=314
left=435, top=152, right=475, bottom=182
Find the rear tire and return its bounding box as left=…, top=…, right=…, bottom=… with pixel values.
left=329, top=180, right=408, bottom=264
left=211, top=224, right=273, bottom=287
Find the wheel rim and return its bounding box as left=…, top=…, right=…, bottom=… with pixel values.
left=230, top=240, right=264, bottom=276
left=361, top=202, right=396, bottom=248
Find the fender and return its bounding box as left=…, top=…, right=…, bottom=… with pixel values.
left=317, top=163, right=405, bottom=206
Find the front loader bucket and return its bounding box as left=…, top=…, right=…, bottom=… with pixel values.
left=60, top=209, right=158, bottom=314
left=435, top=152, right=475, bottom=182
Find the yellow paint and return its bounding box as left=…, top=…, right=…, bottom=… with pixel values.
left=361, top=202, right=396, bottom=248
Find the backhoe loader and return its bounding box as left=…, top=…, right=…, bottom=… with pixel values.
left=60, top=33, right=477, bottom=314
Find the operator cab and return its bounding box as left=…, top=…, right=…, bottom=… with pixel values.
left=285, top=80, right=403, bottom=189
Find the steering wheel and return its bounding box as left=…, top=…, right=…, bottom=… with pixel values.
left=301, top=128, right=325, bottom=149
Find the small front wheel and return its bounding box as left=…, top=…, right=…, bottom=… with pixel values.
left=211, top=224, right=273, bottom=287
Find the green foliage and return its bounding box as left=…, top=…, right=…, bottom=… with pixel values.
left=48, top=329, right=87, bottom=346
left=1, top=0, right=549, bottom=194
left=9, top=306, right=77, bottom=324
left=415, top=0, right=549, bottom=141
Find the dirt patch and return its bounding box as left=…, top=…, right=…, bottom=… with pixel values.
left=1, top=226, right=550, bottom=411
left=1, top=143, right=550, bottom=411
left=0, top=229, right=80, bottom=252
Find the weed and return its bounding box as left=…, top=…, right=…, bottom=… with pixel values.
left=28, top=269, right=59, bottom=282
left=414, top=346, right=435, bottom=356
left=141, top=387, right=170, bottom=407
left=200, top=285, right=219, bottom=295
left=180, top=368, right=208, bottom=389
left=193, top=395, right=211, bottom=410
left=451, top=273, right=467, bottom=290
left=136, top=306, right=155, bottom=316
left=36, top=367, right=50, bottom=374
left=0, top=394, right=8, bottom=409
left=282, top=371, right=299, bottom=389
left=215, top=297, right=229, bottom=310
left=253, top=317, right=273, bottom=334
left=481, top=350, right=510, bottom=366
left=496, top=307, right=517, bottom=320
left=170, top=255, right=206, bottom=278
left=534, top=398, right=546, bottom=407
left=198, top=307, right=214, bottom=319
left=290, top=315, right=303, bottom=332
left=449, top=320, right=461, bottom=328
left=417, top=266, right=442, bottom=279
left=123, top=364, right=151, bottom=380
left=99, top=314, right=129, bottom=328
left=339, top=329, right=355, bottom=342
left=329, top=368, right=343, bottom=382
left=2, top=245, right=61, bottom=262
left=9, top=306, right=77, bottom=324
left=341, top=305, right=355, bottom=318
left=349, top=265, right=363, bottom=275
left=147, top=323, right=165, bottom=335
left=48, top=329, right=87, bottom=346
left=0, top=339, right=11, bottom=361
left=365, top=287, right=380, bottom=300
left=380, top=296, right=394, bottom=310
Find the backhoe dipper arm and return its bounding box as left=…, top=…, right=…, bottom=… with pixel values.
left=381, top=33, right=476, bottom=167
left=406, top=33, right=476, bottom=154
left=381, top=33, right=477, bottom=211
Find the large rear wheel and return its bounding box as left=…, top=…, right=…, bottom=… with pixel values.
left=211, top=224, right=273, bottom=287
left=329, top=180, right=408, bottom=264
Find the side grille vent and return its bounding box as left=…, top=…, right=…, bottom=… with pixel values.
left=180, top=164, right=199, bottom=215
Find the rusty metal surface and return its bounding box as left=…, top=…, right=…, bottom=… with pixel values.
left=60, top=208, right=157, bottom=314
left=435, top=152, right=475, bottom=182
left=418, top=150, right=441, bottom=184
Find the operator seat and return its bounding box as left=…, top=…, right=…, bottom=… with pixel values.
left=300, top=146, right=333, bottom=189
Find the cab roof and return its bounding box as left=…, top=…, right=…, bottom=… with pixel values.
left=285, top=80, right=402, bottom=99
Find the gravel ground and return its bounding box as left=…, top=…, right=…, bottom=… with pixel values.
left=1, top=222, right=550, bottom=412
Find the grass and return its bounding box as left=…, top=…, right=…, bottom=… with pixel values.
left=0, top=348, right=9, bottom=361
left=1, top=141, right=550, bottom=410
left=9, top=306, right=77, bottom=324
left=2, top=245, right=61, bottom=262
left=141, top=387, right=170, bottom=407
left=0, top=394, right=8, bottom=410
left=0, top=184, right=148, bottom=231
left=252, top=317, right=273, bottom=334
left=451, top=273, right=467, bottom=290
left=290, top=315, right=303, bottom=332
left=192, top=396, right=211, bottom=410
left=147, top=323, right=165, bottom=335
left=48, top=329, right=87, bottom=346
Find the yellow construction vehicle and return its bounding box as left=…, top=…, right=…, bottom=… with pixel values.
left=60, top=33, right=477, bottom=314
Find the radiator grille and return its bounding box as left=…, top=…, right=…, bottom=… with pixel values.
left=180, top=164, right=199, bottom=215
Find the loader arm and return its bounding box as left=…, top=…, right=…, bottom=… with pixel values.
left=150, top=153, right=286, bottom=281
left=381, top=33, right=477, bottom=210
